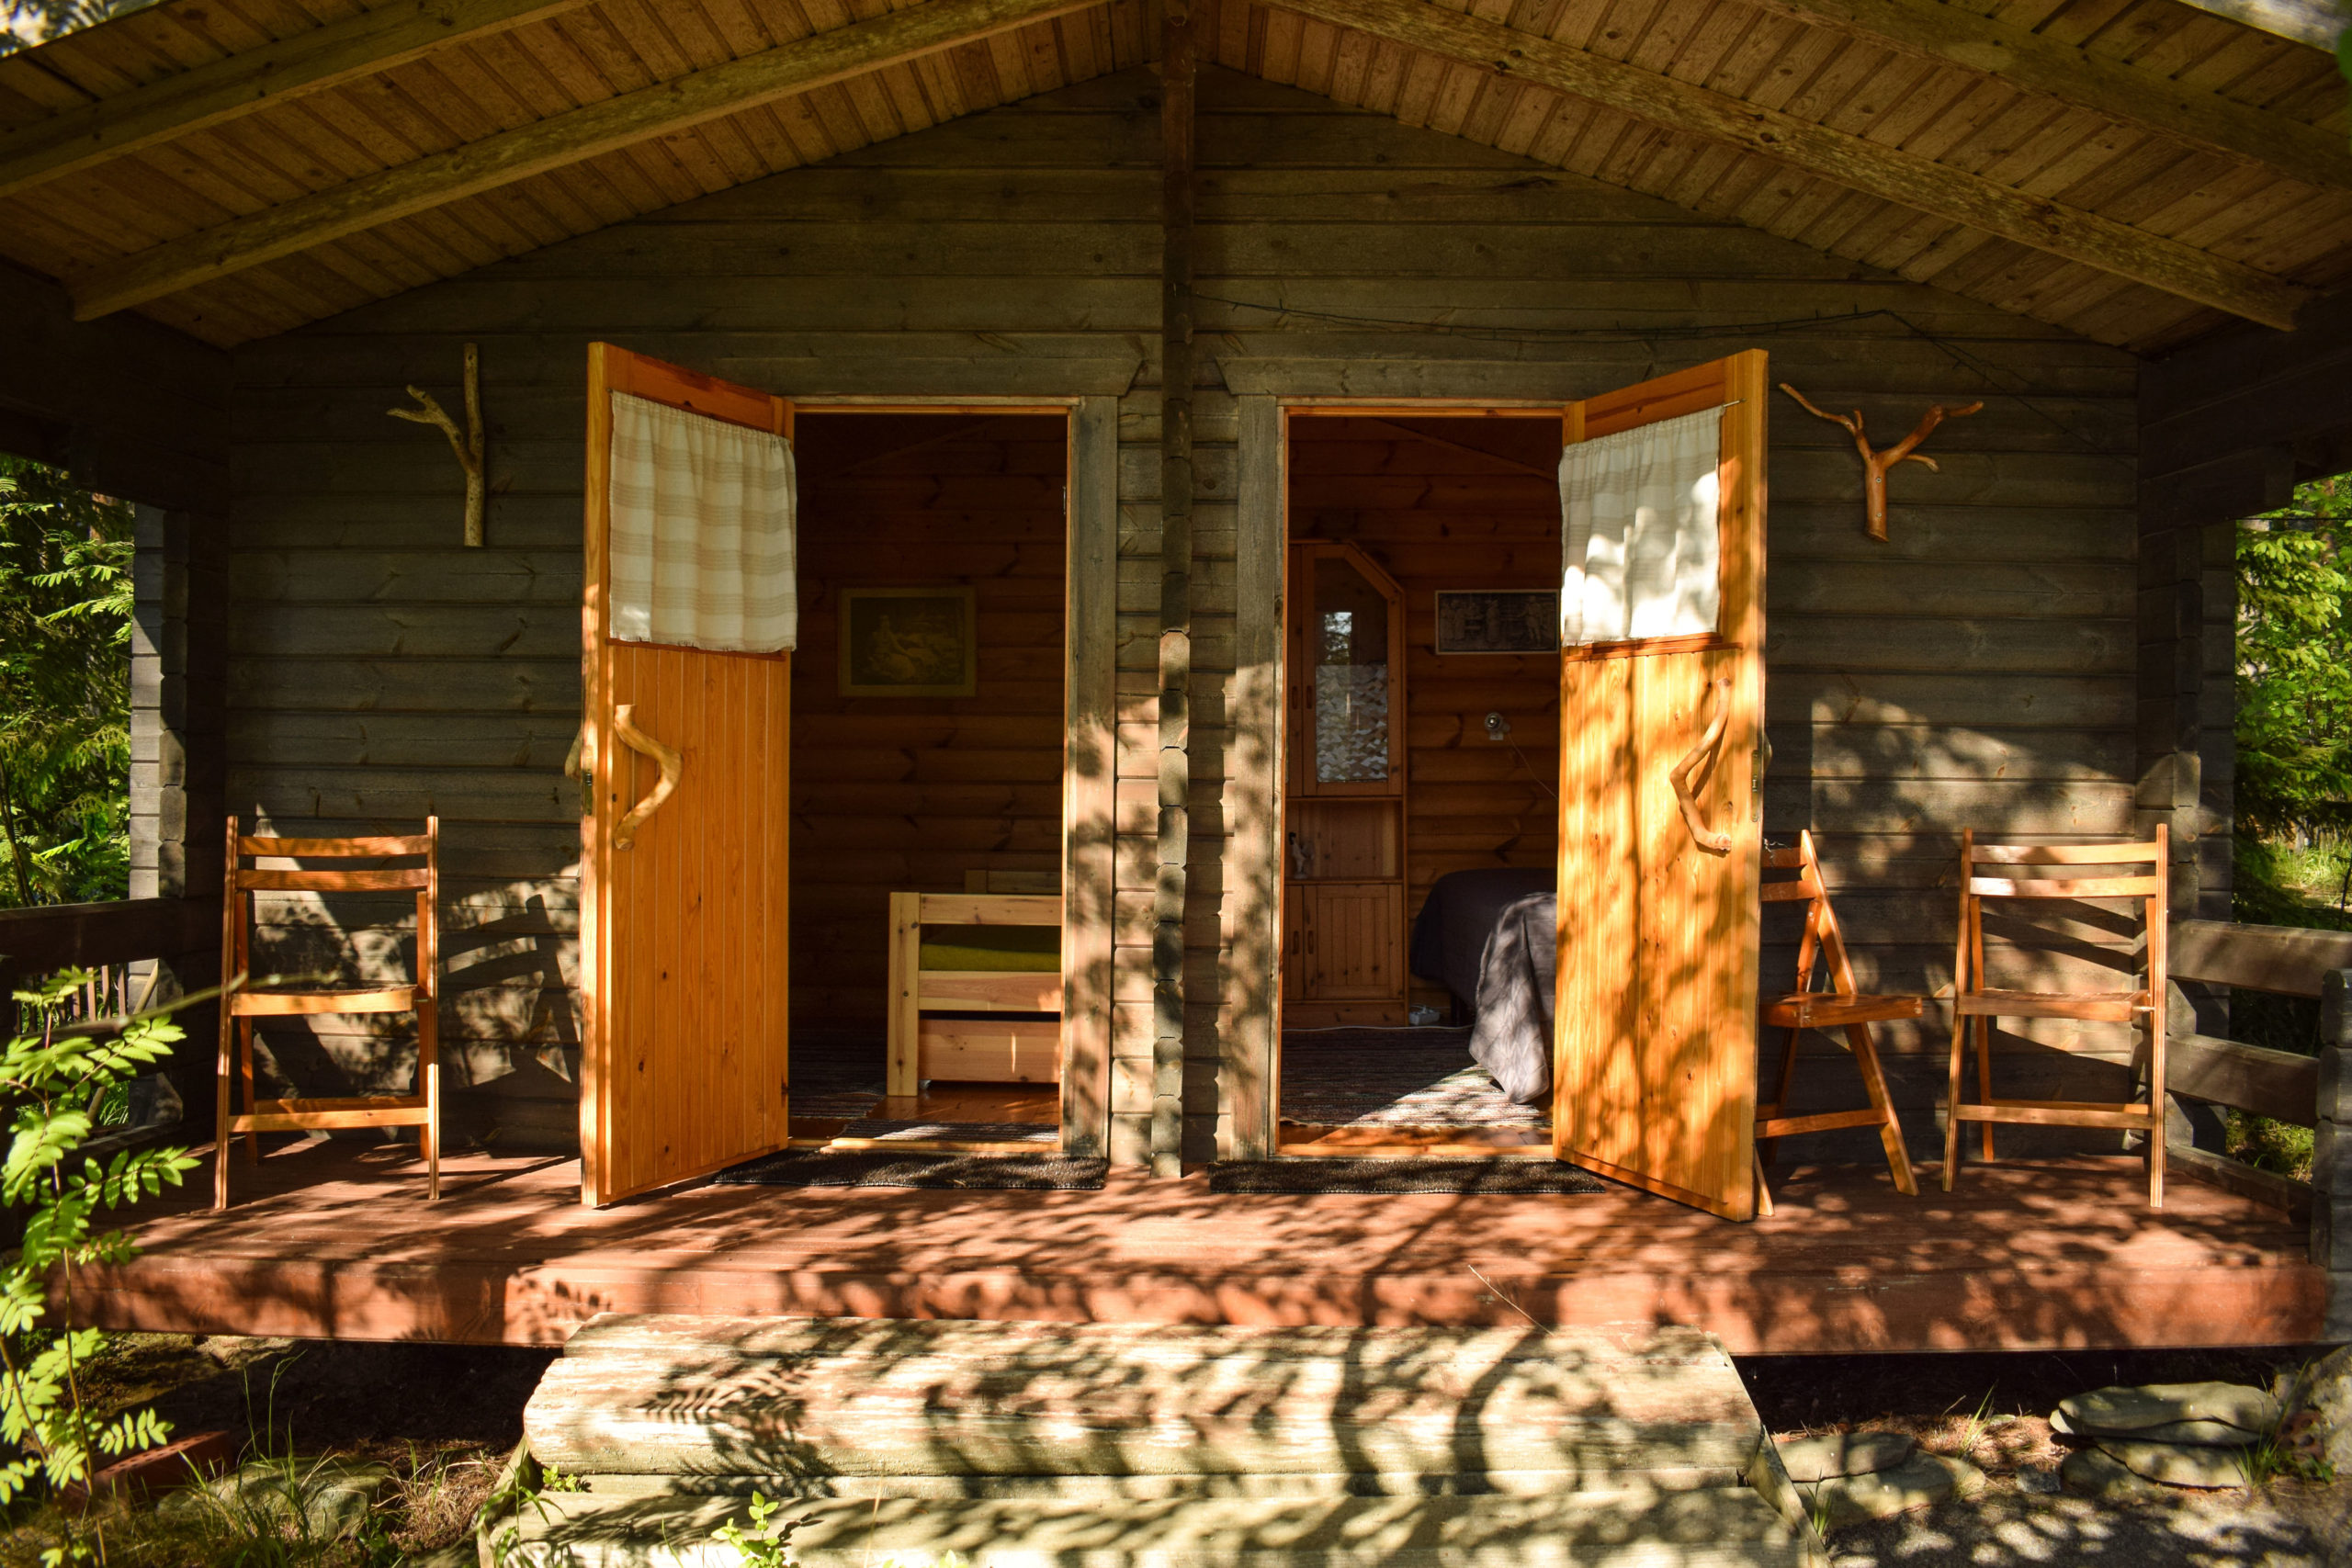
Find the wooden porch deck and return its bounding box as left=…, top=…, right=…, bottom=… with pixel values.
left=81, top=1142, right=2326, bottom=1356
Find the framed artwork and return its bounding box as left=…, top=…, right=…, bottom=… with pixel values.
left=1434, top=589, right=1560, bottom=655
left=838, top=586, right=978, bottom=696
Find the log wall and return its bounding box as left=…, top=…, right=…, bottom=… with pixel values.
left=222, top=64, right=2142, bottom=1164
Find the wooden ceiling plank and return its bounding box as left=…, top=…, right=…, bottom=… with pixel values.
left=1744, top=0, right=2350, bottom=188
left=2161, top=0, right=2335, bottom=55
left=70, top=0, right=1104, bottom=320
left=1264, top=0, right=2309, bottom=325
left=0, top=0, right=602, bottom=201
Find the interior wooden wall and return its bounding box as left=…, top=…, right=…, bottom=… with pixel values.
left=1286, top=416, right=1562, bottom=1017
left=220, top=63, right=2141, bottom=1165
left=789, top=413, right=1069, bottom=1034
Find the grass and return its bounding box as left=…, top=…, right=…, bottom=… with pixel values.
left=0, top=1337, right=532, bottom=1566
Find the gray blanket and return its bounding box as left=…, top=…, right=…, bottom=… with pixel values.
left=1468, top=891, right=1557, bottom=1104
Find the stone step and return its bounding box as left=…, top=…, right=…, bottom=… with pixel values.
left=526, top=1315, right=1765, bottom=1485
left=496, top=1486, right=1813, bottom=1567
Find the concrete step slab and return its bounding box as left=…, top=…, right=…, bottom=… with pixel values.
left=497, top=1485, right=1813, bottom=1568
left=526, top=1315, right=1763, bottom=1483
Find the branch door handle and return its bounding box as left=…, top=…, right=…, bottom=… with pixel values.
left=1669, top=677, right=1735, bottom=856
left=611, top=704, right=683, bottom=851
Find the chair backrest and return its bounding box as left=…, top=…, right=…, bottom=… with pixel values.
left=224, top=818, right=440, bottom=990
left=1759, top=829, right=1860, bottom=999
left=1954, top=826, right=2167, bottom=998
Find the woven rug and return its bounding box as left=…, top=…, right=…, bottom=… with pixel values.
left=1281, top=1028, right=1548, bottom=1130
left=711, top=1149, right=1108, bottom=1190
left=1207, top=1157, right=1604, bottom=1195
left=840, top=1119, right=1057, bottom=1144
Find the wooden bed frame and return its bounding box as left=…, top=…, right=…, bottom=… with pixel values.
left=885, top=879, right=1062, bottom=1097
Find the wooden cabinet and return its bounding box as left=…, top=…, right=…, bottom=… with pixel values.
left=1283, top=543, right=1408, bottom=1028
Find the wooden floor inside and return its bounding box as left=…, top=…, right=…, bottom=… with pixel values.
left=81, top=1141, right=2326, bottom=1355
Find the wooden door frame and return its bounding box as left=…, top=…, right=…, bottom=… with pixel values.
left=1228, top=398, right=1571, bottom=1161
left=786, top=395, right=1118, bottom=1159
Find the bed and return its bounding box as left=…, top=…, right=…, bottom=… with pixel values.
left=884, top=884, right=1062, bottom=1096
left=1408, top=868, right=1557, bottom=1105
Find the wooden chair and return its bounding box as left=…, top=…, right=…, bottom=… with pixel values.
left=1753, top=831, right=1918, bottom=1209
left=1945, top=826, right=2168, bottom=1207
left=216, top=817, right=441, bottom=1209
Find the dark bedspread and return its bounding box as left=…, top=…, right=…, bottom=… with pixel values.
left=1408, top=867, right=1555, bottom=1012
left=1468, top=892, right=1556, bottom=1103
left=1409, top=867, right=1557, bottom=1104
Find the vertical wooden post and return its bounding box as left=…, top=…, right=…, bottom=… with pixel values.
left=1151, top=4, right=1197, bottom=1178
left=2320, top=970, right=2352, bottom=1337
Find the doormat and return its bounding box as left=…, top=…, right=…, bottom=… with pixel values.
left=1206, top=1158, right=1606, bottom=1196
left=711, top=1149, right=1109, bottom=1190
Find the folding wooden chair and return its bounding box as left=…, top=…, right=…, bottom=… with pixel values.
left=1945, top=826, right=2168, bottom=1207
left=1753, top=831, right=1918, bottom=1209
left=216, top=817, right=441, bottom=1209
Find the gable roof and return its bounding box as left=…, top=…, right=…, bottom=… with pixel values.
left=0, top=0, right=2342, bottom=351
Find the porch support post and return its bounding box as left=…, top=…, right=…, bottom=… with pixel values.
left=1151, top=2, right=1198, bottom=1178
left=129, top=504, right=228, bottom=1111
left=2319, top=973, right=2351, bottom=1337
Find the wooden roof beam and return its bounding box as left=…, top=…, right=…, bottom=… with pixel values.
left=0, top=0, right=599, bottom=202
left=1747, top=0, right=2352, bottom=192
left=1266, top=0, right=2311, bottom=331
left=68, top=0, right=1102, bottom=321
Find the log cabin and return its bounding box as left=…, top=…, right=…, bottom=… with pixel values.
left=1, top=0, right=2350, bottom=1351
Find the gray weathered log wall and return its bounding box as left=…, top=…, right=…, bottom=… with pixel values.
left=223, top=65, right=2140, bottom=1163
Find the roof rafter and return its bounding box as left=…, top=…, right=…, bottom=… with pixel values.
left=1746, top=0, right=2352, bottom=192
left=1265, top=0, right=2312, bottom=331
left=68, top=0, right=1102, bottom=322
left=0, top=0, right=598, bottom=202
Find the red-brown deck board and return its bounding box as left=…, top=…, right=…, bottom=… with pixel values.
left=83, top=1144, right=2325, bottom=1354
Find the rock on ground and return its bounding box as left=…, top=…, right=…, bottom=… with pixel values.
left=1803, top=1455, right=1984, bottom=1529
left=2052, top=1382, right=2280, bottom=1442
left=1774, top=1432, right=1917, bottom=1483
left=2289, top=1344, right=2352, bottom=1477
left=161, top=1458, right=390, bottom=1541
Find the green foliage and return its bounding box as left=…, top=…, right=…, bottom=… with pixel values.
left=2235, top=481, right=2352, bottom=848
left=0, top=457, right=135, bottom=908
left=712, top=1492, right=802, bottom=1567
left=0, top=969, right=200, bottom=1565
left=0, top=1, right=154, bottom=52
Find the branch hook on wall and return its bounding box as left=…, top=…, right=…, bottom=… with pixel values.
left=389, top=342, right=487, bottom=547
left=1778, top=382, right=1981, bottom=543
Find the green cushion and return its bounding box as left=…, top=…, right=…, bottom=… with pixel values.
left=921, top=923, right=1060, bottom=972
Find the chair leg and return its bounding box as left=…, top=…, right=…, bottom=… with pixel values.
left=1751, top=1145, right=1774, bottom=1218
left=1942, top=1014, right=1965, bottom=1192
left=238, top=1018, right=259, bottom=1163
left=1974, top=1017, right=1996, bottom=1162
left=214, top=1004, right=234, bottom=1213
left=1845, top=1022, right=1917, bottom=1197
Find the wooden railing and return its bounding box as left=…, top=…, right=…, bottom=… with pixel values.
left=0, top=897, right=220, bottom=1027
left=2166, top=919, right=2350, bottom=1314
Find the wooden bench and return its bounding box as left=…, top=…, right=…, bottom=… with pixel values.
left=885, top=873, right=1062, bottom=1097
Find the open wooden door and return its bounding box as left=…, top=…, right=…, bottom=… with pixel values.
left=579, top=344, right=795, bottom=1206
left=1552, top=351, right=1769, bottom=1220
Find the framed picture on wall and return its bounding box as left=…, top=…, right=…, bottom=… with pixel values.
left=838, top=586, right=978, bottom=696
left=1434, top=589, right=1560, bottom=655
